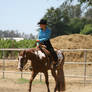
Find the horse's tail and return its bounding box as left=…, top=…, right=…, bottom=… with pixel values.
left=56, top=55, right=65, bottom=91
left=56, top=68, right=65, bottom=91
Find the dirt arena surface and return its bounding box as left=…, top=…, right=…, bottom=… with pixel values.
left=0, top=77, right=92, bottom=92
left=1, top=61, right=92, bottom=92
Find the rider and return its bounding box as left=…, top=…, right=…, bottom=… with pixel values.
left=36, top=19, right=58, bottom=66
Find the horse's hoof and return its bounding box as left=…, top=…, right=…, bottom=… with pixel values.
left=29, top=66, right=33, bottom=71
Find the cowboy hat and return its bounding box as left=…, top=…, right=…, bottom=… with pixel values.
left=38, top=19, right=47, bottom=25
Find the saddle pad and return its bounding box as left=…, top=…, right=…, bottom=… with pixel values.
left=57, top=50, right=64, bottom=60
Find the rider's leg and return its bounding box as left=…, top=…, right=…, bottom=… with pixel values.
left=43, top=40, right=58, bottom=65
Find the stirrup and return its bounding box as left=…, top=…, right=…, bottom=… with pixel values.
left=29, top=66, right=32, bottom=71
left=53, top=61, right=58, bottom=68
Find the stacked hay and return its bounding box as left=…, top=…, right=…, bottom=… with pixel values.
left=51, top=34, right=92, bottom=62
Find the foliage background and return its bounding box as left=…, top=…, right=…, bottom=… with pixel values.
left=0, top=39, right=36, bottom=58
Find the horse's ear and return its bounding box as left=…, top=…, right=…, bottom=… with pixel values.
left=23, top=50, right=26, bottom=58
left=18, top=51, right=22, bottom=56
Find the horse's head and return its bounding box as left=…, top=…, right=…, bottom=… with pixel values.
left=18, top=50, right=28, bottom=71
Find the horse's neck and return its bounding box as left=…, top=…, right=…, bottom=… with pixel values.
left=26, top=48, right=51, bottom=62
left=26, top=49, right=37, bottom=61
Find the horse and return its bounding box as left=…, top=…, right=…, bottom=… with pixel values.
left=18, top=47, right=65, bottom=92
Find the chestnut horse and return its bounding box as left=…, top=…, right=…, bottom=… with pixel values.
left=18, top=48, right=65, bottom=92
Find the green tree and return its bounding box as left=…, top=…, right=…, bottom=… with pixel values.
left=0, top=39, right=36, bottom=58
left=67, top=0, right=92, bottom=5
left=60, top=4, right=82, bottom=18
left=43, top=7, right=65, bottom=37
left=41, top=0, right=91, bottom=37
left=78, top=0, right=92, bottom=5
left=85, top=7, right=92, bottom=19
left=44, top=7, right=72, bottom=37
left=68, top=18, right=85, bottom=33
left=80, top=24, right=92, bottom=34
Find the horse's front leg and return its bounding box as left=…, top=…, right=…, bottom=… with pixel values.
left=29, top=71, right=38, bottom=92
left=44, top=71, right=50, bottom=92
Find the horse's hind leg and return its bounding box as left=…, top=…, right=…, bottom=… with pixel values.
left=44, top=71, right=50, bottom=92
left=51, top=69, right=57, bottom=92
left=29, top=71, right=38, bottom=92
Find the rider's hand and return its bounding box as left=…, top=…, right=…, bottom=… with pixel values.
left=36, top=40, right=40, bottom=48
left=36, top=40, right=40, bottom=42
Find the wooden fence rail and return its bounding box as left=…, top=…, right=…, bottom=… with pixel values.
left=0, top=48, right=92, bottom=86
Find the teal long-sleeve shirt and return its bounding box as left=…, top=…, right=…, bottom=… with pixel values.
left=38, top=28, right=51, bottom=43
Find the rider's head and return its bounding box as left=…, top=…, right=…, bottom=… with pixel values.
left=38, top=19, right=47, bottom=30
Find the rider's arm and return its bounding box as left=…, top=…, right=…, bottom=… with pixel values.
left=38, top=29, right=51, bottom=42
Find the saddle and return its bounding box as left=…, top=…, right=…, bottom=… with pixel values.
left=38, top=43, right=52, bottom=60
left=38, top=43, right=53, bottom=61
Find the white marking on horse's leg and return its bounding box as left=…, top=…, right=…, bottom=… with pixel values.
left=18, top=56, right=23, bottom=69
left=57, top=50, right=63, bottom=60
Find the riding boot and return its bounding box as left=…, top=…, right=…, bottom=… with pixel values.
left=53, top=57, right=58, bottom=68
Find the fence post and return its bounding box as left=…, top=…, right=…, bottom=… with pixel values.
left=84, top=50, right=87, bottom=86
left=40, top=73, right=42, bottom=82
left=2, top=50, right=5, bottom=79
left=21, top=71, right=23, bottom=79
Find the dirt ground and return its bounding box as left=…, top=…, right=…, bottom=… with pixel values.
left=0, top=77, right=92, bottom=92
left=1, top=60, right=92, bottom=92
left=0, top=63, right=92, bottom=92
left=1, top=59, right=92, bottom=92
